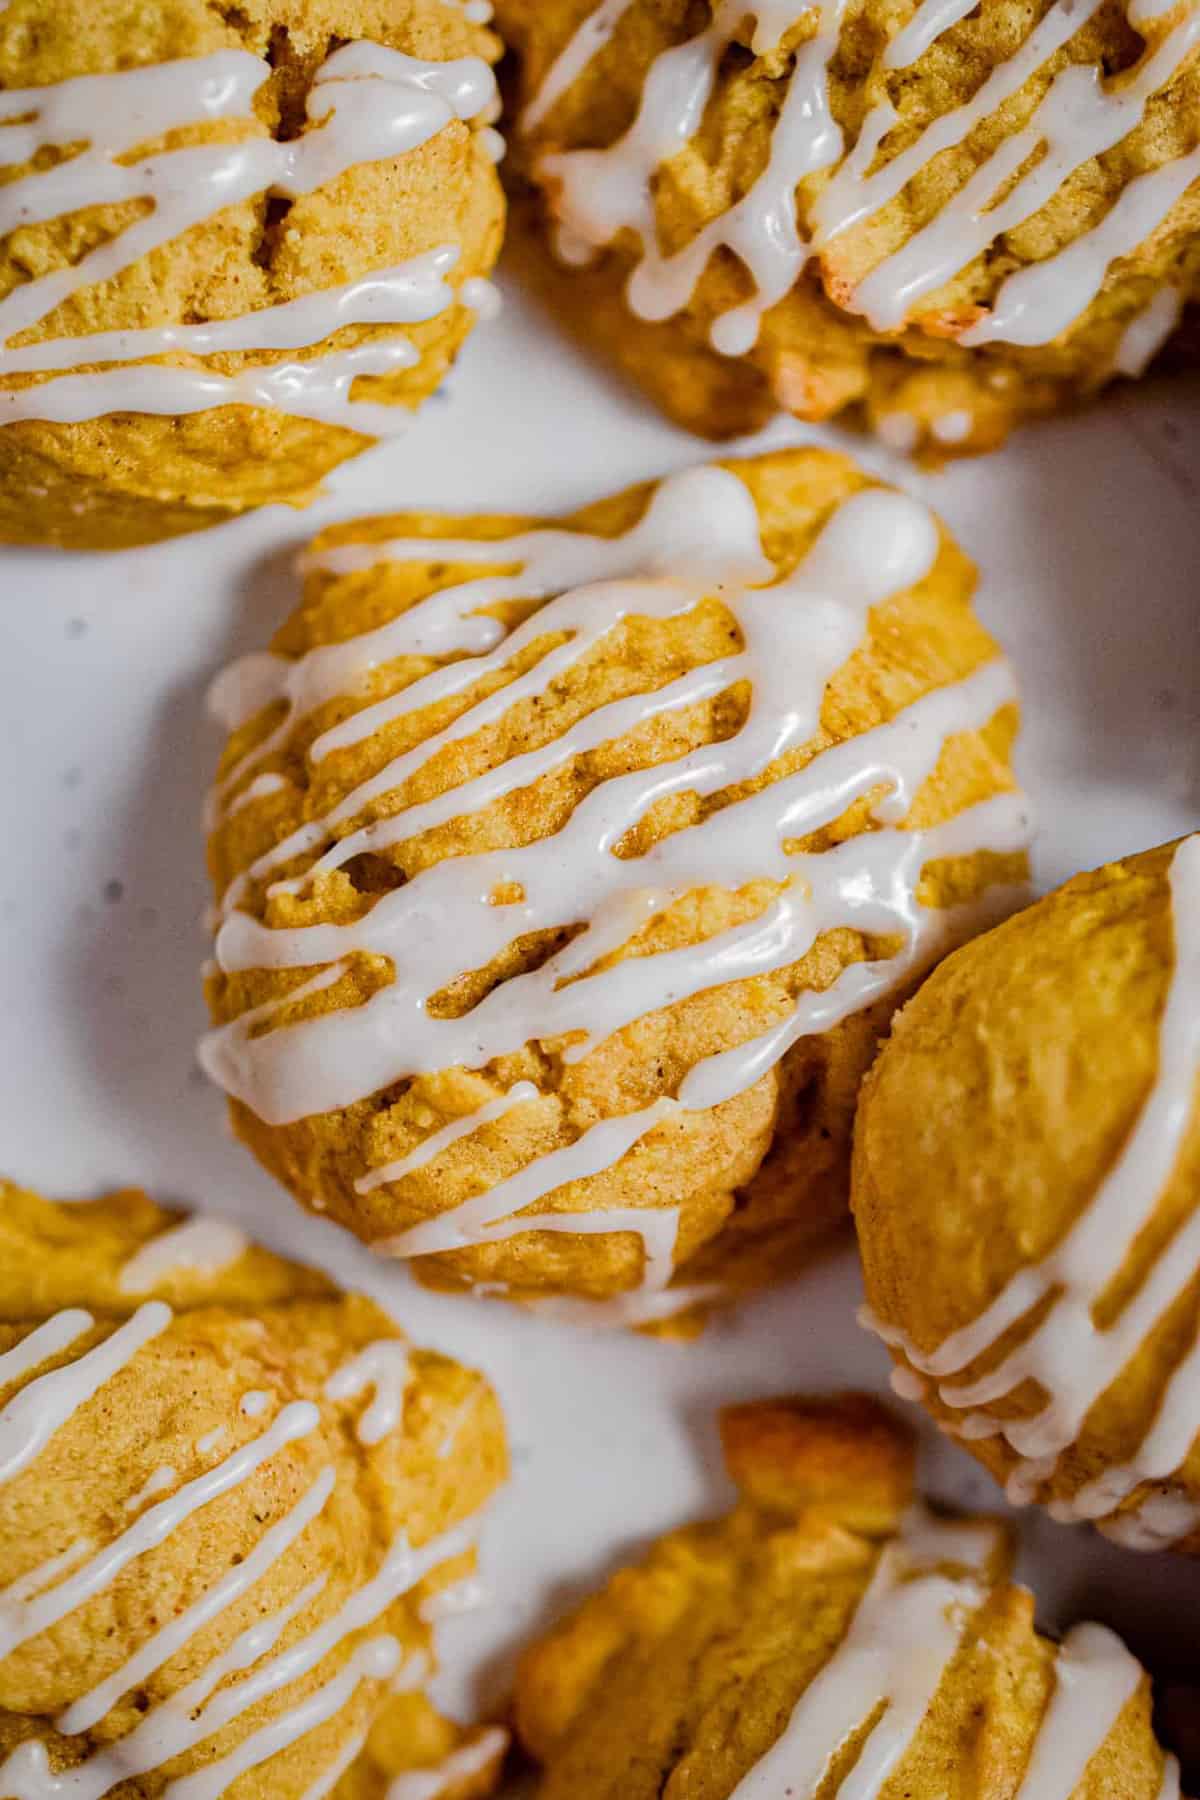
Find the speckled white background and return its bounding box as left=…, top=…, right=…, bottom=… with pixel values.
left=1, top=265, right=1199, bottom=1775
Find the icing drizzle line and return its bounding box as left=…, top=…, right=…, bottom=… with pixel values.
left=199, top=463, right=1029, bottom=1304
left=0, top=1273, right=480, bottom=1797
left=865, top=833, right=1200, bottom=1548
left=0, top=41, right=498, bottom=429
left=726, top=1507, right=1172, bottom=1798
left=524, top=0, right=1199, bottom=355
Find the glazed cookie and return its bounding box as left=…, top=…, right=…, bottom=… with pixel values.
left=0, top=0, right=504, bottom=550
left=199, top=450, right=1030, bottom=1322
left=515, top=1394, right=1183, bottom=1797
left=0, top=1182, right=508, bottom=1798
left=854, top=835, right=1200, bottom=1552
left=498, top=0, right=1200, bottom=455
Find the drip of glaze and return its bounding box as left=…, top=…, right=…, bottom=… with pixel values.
left=1012, top=1626, right=1143, bottom=1800
left=207, top=460, right=768, bottom=837
left=160, top=1635, right=403, bottom=1800
left=296, top=1729, right=370, bottom=1800
left=520, top=0, right=639, bottom=133
left=384, top=1727, right=508, bottom=1800
left=227, top=772, right=293, bottom=818
left=124, top=1466, right=179, bottom=1512
left=0, top=44, right=497, bottom=429
left=0, top=1294, right=486, bottom=1799
left=355, top=1085, right=538, bottom=1195
left=324, top=1341, right=412, bottom=1444
left=930, top=409, right=973, bottom=445
left=118, top=1216, right=249, bottom=1293
left=0, top=1304, right=169, bottom=1489
left=727, top=1508, right=1000, bottom=1797
left=728, top=1520, right=1153, bottom=1798
left=537, top=1, right=845, bottom=354
left=883, top=0, right=980, bottom=69
left=0, top=1310, right=95, bottom=1404
left=864, top=834, right=1200, bottom=1544
left=846, top=7, right=1200, bottom=337
left=57, top=1468, right=338, bottom=1738
left=519, top=1276, right=726, bottom=1331
left=0, top=1542, right=93, bottom=1609
left=816, top=0, right=1108, bottom=245
left=199, top=464, right=1028, bottom=1295
left=527, top=0, right=1199, bottom=356
left=962, top=145, right=1200, bottom=350
left=1113, top=287, right=1183, bottom=376
left=0, top=1397, right=320, bottom=1660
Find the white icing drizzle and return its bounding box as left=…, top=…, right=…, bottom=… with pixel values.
left=58, top=1469, right=338, bottom=1740
left=521, top=0, right=638, bottom=133
left=160, top=1635, right=403, bottom=1800
left=874, top=412, right=921, bottom=453
left=296, top=1728, right=370, bottom=1800
left=0, top=1295, right=485, bottom=1798
left=864, top=833, right=1200, bottom=1544
left=118, top=1216, right=248, bottom=1294
left=888, top=1365, right=926, bottom=1402
left=124, top=1465, right=179, bottom=1513
left=883, top=0, right=980, bottom=69
left=930, top=409, right=973, bottom=445
left=239, top=1390, right=272, bottom=1418
left=325, top=1341, right=412, bottom=1445
left=355, top=1084, right=538, bottom=1195
left=0, top=1310, right=94, bottom=1404
left=842, top=7, right=1200, bottom=338
left=726, top=1516, right=1158, bottom=1798
left=538, top=2, right=845, bottom=355
left=728, top=1507, right=1000, bottom=1797
left=1013, top=1625, right=1142, bottom=1800
left=0, top=1541, right=92, bottom=1609
left=524, top=0, right=1200, bottom=355
left=1114, top=286, right=1183, bottom=375
left=0, top=42, right=497, bottom=429
left=520, top=1276, right=725, bottom=1330
left=227, top=773, right=293, bottom=819
left=198, top=464, right=1028, bottom=1298
left=418, top=1572, right=487, bottom=1622
left=0, top=1304, right=169, bottom=1489
left=385, top=1726, right=508, bottom=1800
left=0, top=1397, right=320, bottom=1660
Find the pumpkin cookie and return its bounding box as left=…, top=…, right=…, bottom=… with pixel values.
left=0, top=0, right=504, bottom=548
left=0, top=1181, right=508, bottom=1797
left=498, top=0, right=1200, bottom=454
left=199, top=449, right=1030, bottom=1321
left=515, top=1394, right=1181, bottom=1797
left=855, top=835, right=1200, bottom=1552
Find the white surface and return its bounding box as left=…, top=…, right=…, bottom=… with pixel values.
left=1, top=267, right=1199, bottom=1754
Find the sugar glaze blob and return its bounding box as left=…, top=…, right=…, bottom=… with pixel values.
left=199, top=461, right=1031, bottom=1315
left=863, top=833, right=1200, bottom=1550
left=0, top=39, right=500, bottom=431
left=523, top=0, right=1197, bottom=359
left=0, top=1238, right=495, bottom=1799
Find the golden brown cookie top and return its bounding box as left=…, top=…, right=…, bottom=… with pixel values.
left=198, top=449, right=1028, bottom=1309
left=515, top=1394, right=1178, bottom=1799
left=0, top=1184, right=508, bottom=1799
left=854, top=833, right=1200, bottom=1552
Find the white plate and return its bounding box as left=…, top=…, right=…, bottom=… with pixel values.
left=1, top=267, right=1199, bottom=1765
